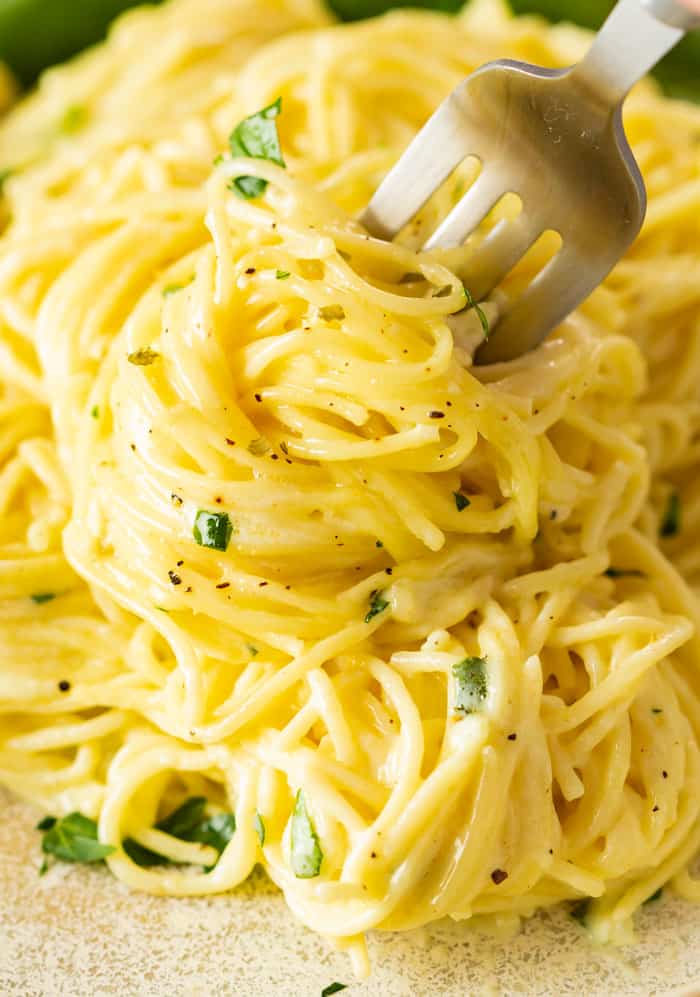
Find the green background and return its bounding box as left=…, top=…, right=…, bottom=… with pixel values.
left=0, top=0, right=698, bottom=100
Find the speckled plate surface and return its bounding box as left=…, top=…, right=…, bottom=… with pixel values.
left=1, top=791, right=699, bottom=996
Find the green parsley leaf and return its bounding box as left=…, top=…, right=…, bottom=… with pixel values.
left=660, top=491, right=681, bottom=538
left=452, top=657, right=488, bottom=715
left=122, top=837, right=166, bottom=867
left=228, top=97, right=285, bottom=199
left=31, top=593, right=55, bottom=604
left=39, top=858, right=49, bottom=876
left=248, top=437, right=271, bottom=456
left=39, top=812, right=115, bottom=864
left=36, top=816, right=57, bottom=831
left=0, top=167, right=13, bottom=192
left=60, top=104, right=88, bottom=135
left=156, top=796, right=207, bottom=838
left=453, top=491, right=470, bottom=512
left=254, top=812, right=266, bottom=847
left=644, top=887, right=663, bottom=904
left=127, top=347, right=160, bottom=366
left=375, top=540, right=383, bottom=548
left=291, top=790, right=323, bottom=879
left=184, top=812, right=236, bottom=854
left=276, top=270, right=291, bottom=280
left=604, top=567, right=646, bottom=579
left=365, top=590, right=389, bottom=624
left=246, top=643, right=259, bottom=657
left=463, top=287, right=490, bottom=338
left=321, top=985, right=348, bottom=997
left=90, top=405, right=99, bottom=419
left=193, top=510, right=234, bottom=552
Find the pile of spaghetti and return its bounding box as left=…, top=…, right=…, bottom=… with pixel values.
left=1, top=0, right=700, bottom=974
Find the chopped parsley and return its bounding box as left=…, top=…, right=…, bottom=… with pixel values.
left=37, top=812, right=115, bottom=866
left=90, top=405, right=99, bottom=419
left=193, top=510, right=234, bottom=552
left=246, top=643, right=259, bottom=657
left=162, top=283, right=184, bottom=297
left=0, top=167, right=12, bottom=192
left=660, top=491, right=681, bottom=538
left=123, top=796, right=236, bottom=869
left=291, top=790, right=323, bottom=879
left=60, top=104, right=88, bottom=135
left=248, top=437, right=271, bottom=456
left=321, top=986, right=348, bottom=997
left=276, top=270, right=291, bottom=280
left=453, top=491, right=470, bottom=512
left=604, top=567, right=646, bottom=579
left=319, top=304, right=346, bottom=322
left=452, top=657, right=488, bottom=715
left=228, top=97, right=285, bottom=199
left=463, top=287, right=490, bottom=338
left=127, top=347, right=160, bottom=366
left=365, top=590, right=389, bottom=624
left=254, top=812, right=266, bottom=847
left=31, top=593, right=55, bottom=604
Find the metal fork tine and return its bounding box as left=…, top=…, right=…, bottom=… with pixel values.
left=476, top=249, right=583, bottom=364
left=359, top=97, right=476, bottom=242
left=456, top=213, right=543, bottom=301
left=423, top=172, right=505, bottom=251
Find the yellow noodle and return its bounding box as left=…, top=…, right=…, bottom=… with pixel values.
left=1, top=0, right=700, bottom=975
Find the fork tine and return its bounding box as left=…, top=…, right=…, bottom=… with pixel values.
left=475, top=248, right=584, bottom=364
left=422, top=171, right=505, bottom=251
left=455, top=213, right=544, bottom=301
left=359, top=96, right=476, bottom=241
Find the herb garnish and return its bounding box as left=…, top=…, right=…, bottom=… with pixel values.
left=248, top=437, right=271, bottom=456
left=254, top=812, right=266, bottom=847
left=660, top=491, right=681, bottom=538
left=321, top=985, right=348, bottom=997
left=452, top=657, right=488, bottom=715
left=193, top=510, right=233, bottom=552
left=604, top=567, right=646, bottom=579
left=127, top=347, right=160, bottom=366
left=365, top=590, right=389, bottom=624
left=246, top=643, right=259, bottom=657
left=90, top=405, right=99, bottom=419
left=31, top=593, right=55, bottom=604
left=453, top=492, right=470, bottom=512
left=60, top=104, right=88, bottom=135
left=291, top=790, right=323, bottom=878
left=276, top=270, right=291, bottom=280
left=123, top=796, right=236, bottom=869
left=319, top=304, right=346, bottom=322
left=228, top=98, right=285, bottom=199
left=463, top=287, right=490, bottom=338
left=37, top=812, right=115, bottom=866
left=0, top=167, right=13, bottom=192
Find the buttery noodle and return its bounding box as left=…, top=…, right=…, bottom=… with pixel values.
left=1, top=0, right=700, bottom=974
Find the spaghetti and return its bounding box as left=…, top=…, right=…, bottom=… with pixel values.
left=1, top=0, right=700, bottom=974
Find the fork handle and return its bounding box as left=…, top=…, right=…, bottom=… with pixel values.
left=569, top=0, right=700, bottom=106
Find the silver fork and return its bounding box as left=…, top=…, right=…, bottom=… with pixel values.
left=360, top=0, right=700, bottom=364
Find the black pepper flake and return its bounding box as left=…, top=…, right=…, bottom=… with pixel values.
left=245, top=267, right=256, bottom=274
left=446, top=400, right=452, bottom=407
left=259, top=581, right=268, bottom=587
left=254, top=393, right=262, bottom=402
left=216, top=582, right=230, bottom=589
left=652, top=805, right=660, bottom=813
left=385, top=568, right=393, bottom=575
left=184, top=586, right=192, bottom=593
left=171, top=493, right=183, bottom=506
left=225, top=438, right=236, bottom=446
left=491, top=869, right=508, bottom=885
left=662, top=770, right=668, bottom=779
left=271, top=454, right=279, bottom=460
left=176, top=560, right=184, bottom=567
left=130, top=443, right=136, bottom=452
left=370, top=851, right=377, bottom=858
left=550, top=509, right=558, bottom=521
left=58, top=680, right=71, bottom=693
left=215, top=496, right=223, bottom=504
left=168, top=571, right=182, bottom=586
left=429, top=410, right=445, bottom=419
left=507, top=733, right=517, bottom=741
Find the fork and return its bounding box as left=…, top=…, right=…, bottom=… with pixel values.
left=360, top=0, right=700, bottom=364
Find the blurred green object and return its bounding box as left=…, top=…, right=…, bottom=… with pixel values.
left=0, top=0, right=162, bottom=86
left=0, top=0, right=698, bottom=100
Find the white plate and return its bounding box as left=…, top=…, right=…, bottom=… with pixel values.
left=1, top=789, right=698, bottom=996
